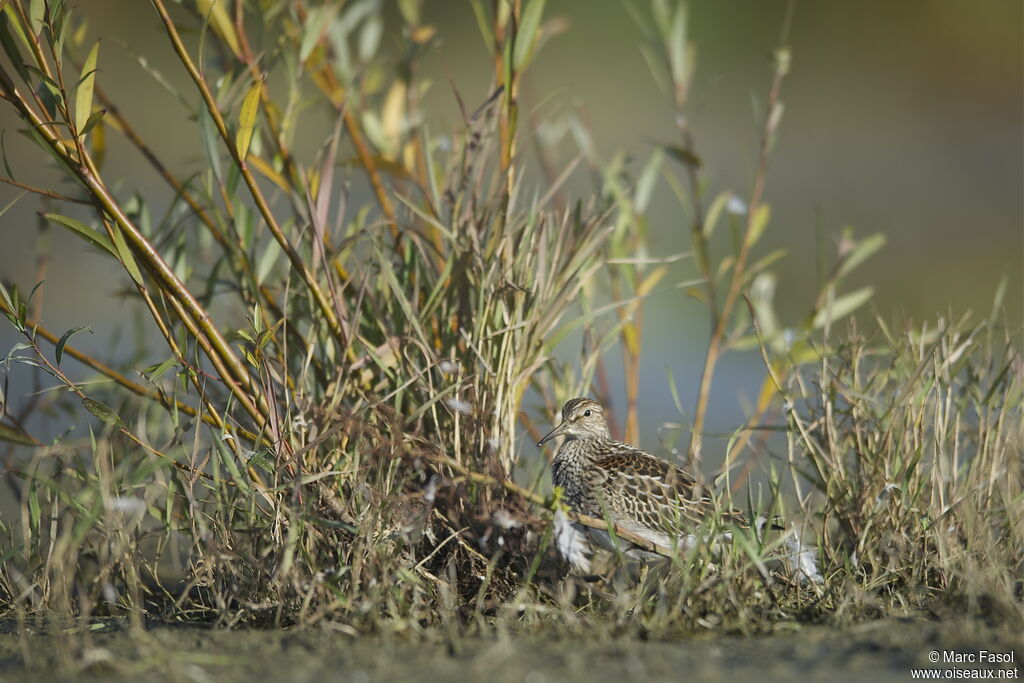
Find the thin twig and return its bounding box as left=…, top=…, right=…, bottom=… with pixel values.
left=0, top=177, right=89, bottom=204
left=690, top=48, right=790, bottom=466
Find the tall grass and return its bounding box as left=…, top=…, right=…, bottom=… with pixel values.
left=0, top=0, right=1019, bottom=640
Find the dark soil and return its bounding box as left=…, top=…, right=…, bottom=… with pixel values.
left=0, top=617, right=1019, bottom=682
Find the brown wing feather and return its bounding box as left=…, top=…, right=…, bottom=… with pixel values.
left=594, top=447, right=748, bottom=533
left=595, top=448, right=699, bottom=498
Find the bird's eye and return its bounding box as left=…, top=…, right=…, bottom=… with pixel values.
left=583, top=409, right=592, bottom=417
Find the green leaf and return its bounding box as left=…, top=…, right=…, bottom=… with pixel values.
left=212, top=437, right=250, bottom=494
left=702, top=191, right=731, bottom=238
left=0, top=8, right=30, bottom=83
left=0, top=422, right=36, bottom=446
left=513, top=0, right=546, bottom=69
left=236, top=79, right=261, bottom=161
left=748, top=272, right=778, bottom=340
left=746, top=248, right=788, bottom=281
left=25, top=280, right=43, bottom=314
left=28, top=483, right=39, bottom=532
left=255, top=237, right=281, bottom=284
left=110, top=223, right=144, bottom=285
left=43, top=213, right=117, bottom=257
left=651, top=0, right=672, bottom=40
left=732, top=526, right=769, bottom=579
left=197, top=104, right=223, bottom=183
left=298, top=5, right=333, bottom=62
left=666, top=145, right=702, bottom=169
left=28, top=0, right=43, bottom=36
left=79, top=107, right=107, bottom=137
left=83, top=398, right=123, bottom=427
left=257, top=319, right=283, bottom=351
left=746, top=203, right=771, bottom=247
left=469, top=0, right=494, bottom=53
left=837, top=232, right=885, bottom=279
left=55, top=326, right=90, bottom=366
left=990, top=274, right=1007, bottom=323
left=812, top=286, right=874, bottom=329
left=373, top=244, right=429, bottom=344
left=729, top=334, right=761, bottom=351
left=4, top=343, right=33, bottom=368
left=51, top=0, right=69, bottom=56
left=0, top=281, right=15, bottom=314
left=634, top=147, right=664, bottom=214
left=142, top=356, right=176, bottom=381
left=25, top=64, right=61, bottom=96
left=75, top=42, right=99, bottom=135
left=397, top=0, right=421, bottom=26
left=196, top=0, right=241, bottom=57
left=667, top=2, right=688, bottom=86
left=358, top=16, right=383, bottom=62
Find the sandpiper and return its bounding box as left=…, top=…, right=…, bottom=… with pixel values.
left=538, top=397, right=743, bottom=553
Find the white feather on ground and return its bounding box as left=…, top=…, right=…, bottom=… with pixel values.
left=784, top=526, right=824, bottom=584
left=553, top=508, right=592, bottom=573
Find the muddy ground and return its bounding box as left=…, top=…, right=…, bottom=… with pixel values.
left=0, top=616, right=1019, bottom=682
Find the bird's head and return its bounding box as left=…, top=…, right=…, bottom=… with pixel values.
left=537, top=398, right=611, bottom=446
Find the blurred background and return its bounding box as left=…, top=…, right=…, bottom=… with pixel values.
left=0, top=0, right=1020, bottom=457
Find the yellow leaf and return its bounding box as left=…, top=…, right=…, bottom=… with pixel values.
left=746, top=203, right=771, bottom=247
left=381, top=80, right=407, bottom=160
left=307, top=166, right=320, bottom=202
left=248, top=155, right=290, bottom=193
left=91, top=115, right=106, bottom=169
left=236, top=80, right=261, bottom=162
left=622, top=321, right=639, bottom=357
left=196, top=0, right=241, bottom=58
left=789, top=340, right=820, bottom=365
left=402, top=141, right=416, bottom=173
left=756, top=374, right=778, bottom=412
left=636, top=265, right=668, bottom=297
left=311, top=71, right=344, bottom=107
left=411, top=25, right=436, bottom=44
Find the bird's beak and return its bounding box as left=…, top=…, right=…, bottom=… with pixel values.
left=537, top=421, right=567, bottom=447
